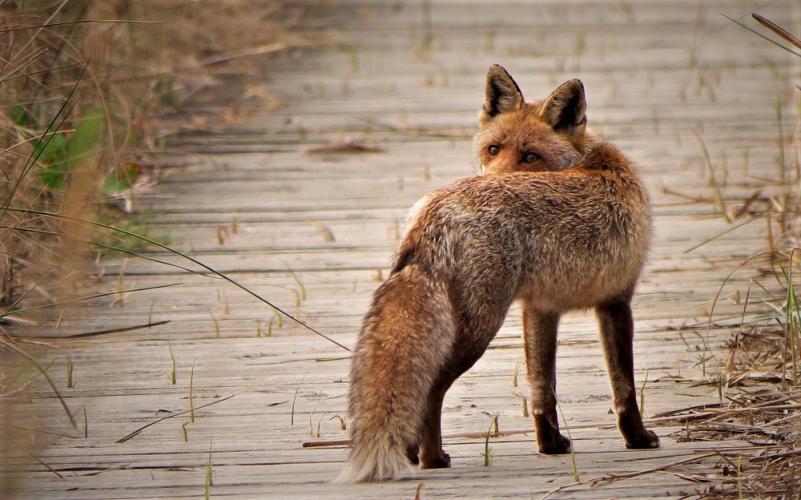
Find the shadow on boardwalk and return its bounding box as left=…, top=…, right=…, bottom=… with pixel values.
left=3, top=1, right=801, bottom=498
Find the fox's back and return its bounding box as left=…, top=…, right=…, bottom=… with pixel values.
left=401, top=155, right=650, bottom=313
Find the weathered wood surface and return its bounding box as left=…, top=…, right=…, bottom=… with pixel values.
left=4, top=0, right=801, bottom=498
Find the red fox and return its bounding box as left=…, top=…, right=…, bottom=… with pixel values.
left=338, top=65, right=659, bottom=483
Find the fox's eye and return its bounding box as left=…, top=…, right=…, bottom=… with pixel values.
left=488, top=145, right=500, bottom=156
left=523, top=152, right=540, bottom=163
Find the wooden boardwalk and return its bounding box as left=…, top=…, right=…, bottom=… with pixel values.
left=4, top=0, right=801, bottom=498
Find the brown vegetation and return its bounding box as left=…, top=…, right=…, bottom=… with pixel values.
left=0, top=1, right=309, bottom=495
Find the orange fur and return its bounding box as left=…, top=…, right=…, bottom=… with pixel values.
left=339, top=65, right=658, bottom=483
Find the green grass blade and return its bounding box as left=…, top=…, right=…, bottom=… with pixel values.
left=5, top=207, right=350, bottom=351
left=1, top=61, right=88, bottom=217
left=1, top=282, right=182, bottom=318
left=0, top=338, right=77, bottom=429
left=0, top=224, right=220, bottom=279
left=722, top=13, right=801, bottom=58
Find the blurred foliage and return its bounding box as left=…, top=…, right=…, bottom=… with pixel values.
left=37, top=107, right=105, bottom=190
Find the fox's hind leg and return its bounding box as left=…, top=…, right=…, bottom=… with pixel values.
left=417, top=344, right=487, bottom=469
left=596, top=299, right=659, bottom=449
left=522, top=305, right=571, bottom=454
left=406, top=443, right=420, bottom=465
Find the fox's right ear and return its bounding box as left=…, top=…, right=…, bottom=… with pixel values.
left=539, top=79, right=586, bottom=140
left=480, top=64, right=524, bottom=127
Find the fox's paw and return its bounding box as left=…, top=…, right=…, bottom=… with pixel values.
left=420, top=451, right=451, bottom=469
left=538, top=433, right=572, bottom=455
left=625, top=429, right=660, bottom=449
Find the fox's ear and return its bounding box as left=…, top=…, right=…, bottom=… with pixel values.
left=540, top=79, right=586, bottom=139
left=480, top=64, right=524, bottom=126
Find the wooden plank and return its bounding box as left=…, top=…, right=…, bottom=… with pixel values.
left=4, top=0, right=800, bottom=497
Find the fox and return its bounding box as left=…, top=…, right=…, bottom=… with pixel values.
left=338, top=64, right=659, bottom=483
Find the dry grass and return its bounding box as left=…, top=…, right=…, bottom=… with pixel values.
left=641, top=13, right=801, bottom=498
left=0, top=1, right=315, bottom=495
left=692, top=14, right=801, bottom=497
left=1, top=0, right=306, bottom=321
left=674, top=248, right=801, bottom=497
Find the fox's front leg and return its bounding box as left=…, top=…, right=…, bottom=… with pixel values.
left=522, top=306, right=571, bottom=454
left=596, top=300, right=659, bottom=449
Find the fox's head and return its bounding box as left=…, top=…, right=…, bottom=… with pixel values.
left=474, top=65, right=590, bottom=175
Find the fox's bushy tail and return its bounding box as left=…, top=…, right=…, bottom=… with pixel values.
left=337, top=264, right=455, bottom=482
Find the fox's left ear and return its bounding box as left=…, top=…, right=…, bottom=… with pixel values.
left=540, top=79, right=587, bottom=139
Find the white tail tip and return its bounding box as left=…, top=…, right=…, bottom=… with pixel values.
left=334, top=441, right=411, bottom=483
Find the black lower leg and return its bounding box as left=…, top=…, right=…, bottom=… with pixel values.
left=523, top=307, right=571, bottom=454
left=533, top=408, right=571, bottom=454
